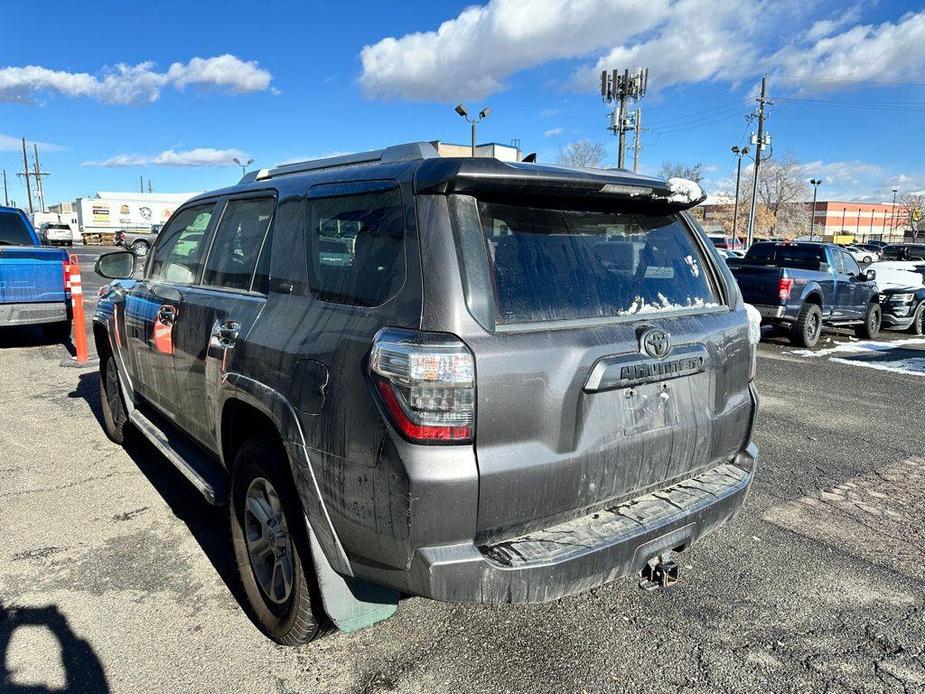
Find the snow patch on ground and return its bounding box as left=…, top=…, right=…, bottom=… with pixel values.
left=789, top=337, right=925, bottom=358
left=830, top=356, right=925, bottom=376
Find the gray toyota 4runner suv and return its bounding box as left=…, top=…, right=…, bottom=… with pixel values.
left=93, top=142, right=760, bottom=645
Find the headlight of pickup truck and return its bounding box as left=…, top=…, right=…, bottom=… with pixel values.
left=889, top=292, right=914, bottom=303
left=744, top=303, right=761, bottom=380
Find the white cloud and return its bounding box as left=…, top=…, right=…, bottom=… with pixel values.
left=544, top=127, right=564, bottom=137
left=0, top=54, right=273, bottom=105
left=0, top=133, right=65, bottom=152
left=358, top=0, right=670, bottom=101
left=770, top=11, right=925, bottom=89
left=358, top=1, right=925, bottom=102
left=83, top=148, right=248, bottom=167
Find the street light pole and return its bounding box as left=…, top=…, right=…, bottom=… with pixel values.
left=809, top=179, right=822, bottom=241
left=731, top=146, right=749, bottom=240
left=455, top=104, right=491, bottom=157
left=890, top=188, right=899, bottom=241
left=232, top=157, right=254, bottom=177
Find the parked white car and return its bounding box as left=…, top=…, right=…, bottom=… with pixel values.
left=40, top=223, right=75, bottom=247
left=845, top=245, right=879, bottom=264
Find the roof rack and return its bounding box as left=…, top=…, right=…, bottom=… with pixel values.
left=252, top=141, right=439, bottom=182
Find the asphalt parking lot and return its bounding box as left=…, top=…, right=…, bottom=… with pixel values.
left=1, top=250, right=924, bottom=693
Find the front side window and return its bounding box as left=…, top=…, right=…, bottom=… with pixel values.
left=842, top=251, right=860, bottom=276
left=203, top=197, right=275, bottom=291
left=305, top=187, right=405, bottom=307
left=476, top=200, right=720, bottom=324
left=149, top=204, right=215, bottom=283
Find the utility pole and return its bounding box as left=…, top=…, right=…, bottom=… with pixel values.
left=33, top=144, right=48, bottom=213
left=147, top=180, right=152, bottom=194
left=139, top=175, right=144, bottom=194
left=731, top=146, right=749, bottom=240
left=601, top=67, right=647, bottom=169
left=745, top=76, right=772, bottom=248
left=632, top=109, right=642, bottom=173
left=19, top=138, right=33, bottom=214
left=2, top=169, right=8, bottom=206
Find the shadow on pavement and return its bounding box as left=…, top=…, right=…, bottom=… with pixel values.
left=0, top=604, right=109, bottom=693
left=0, top=326, right=73, bottom=354
left=67, top=371, right=250, bottom=625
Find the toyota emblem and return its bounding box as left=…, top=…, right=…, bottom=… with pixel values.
left=640, top=328, right=672, bottom=360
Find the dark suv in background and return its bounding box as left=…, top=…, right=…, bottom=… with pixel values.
left=94, top=143, right=760, bottom=645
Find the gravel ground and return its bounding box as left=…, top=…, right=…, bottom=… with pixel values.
left=1, top=260, right=923, bottom=693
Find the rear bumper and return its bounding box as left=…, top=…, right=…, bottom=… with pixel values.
left=754, top=304, right=787, bottom=320
left=0, top=302, right=68, bottom=327
left=371, top=443, right=757, bottom=604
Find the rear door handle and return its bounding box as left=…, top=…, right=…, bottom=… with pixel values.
left=217, top=320, right=241, bottom=347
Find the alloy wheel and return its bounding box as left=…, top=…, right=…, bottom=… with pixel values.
left=243, top=477, right=294, bottom=605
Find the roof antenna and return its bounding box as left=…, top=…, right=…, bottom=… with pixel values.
left=521, top=152, right=537, bottom=163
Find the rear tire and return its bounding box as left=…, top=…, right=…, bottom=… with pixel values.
left=130, top=240, right=149, bottom=257
left=863, top=255, right=873, bottom=264
left=100, top=352, right=132, bottom=445
left=42, top=320, right=72, bottom=344
left=230, top=439, right=326, bottom=646
left=907, top=302, right=925, bottom=335
left=855, top=302, right=882, bottom=339
left=790, top=303, right=823, bottom=348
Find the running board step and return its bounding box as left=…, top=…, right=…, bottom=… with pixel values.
left=129, top=408, right=229, bottom=505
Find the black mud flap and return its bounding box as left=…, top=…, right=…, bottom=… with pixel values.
left=306, top=522, right=399, bottom=633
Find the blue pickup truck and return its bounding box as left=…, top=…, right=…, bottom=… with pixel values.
left=0, top=206, right=72, bottom=341
left=730, top=241, right=880, bottom=347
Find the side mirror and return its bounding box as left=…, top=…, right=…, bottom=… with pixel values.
left=864, top=268, right=876, bottom=282
left=95, top=251, right=136, bottom=280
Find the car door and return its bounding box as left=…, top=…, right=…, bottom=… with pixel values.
left=123, top=202, right=218, bottom=418
left=829, top=247, right=853, bottom=319
left=840, top=250, right=867, bottom=318
left=170, top=194, right=276, bottom=450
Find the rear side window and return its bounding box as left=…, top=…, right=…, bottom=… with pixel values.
left=149, top=204, right=215, bottom=283
left=203, top=197, right=275, bottom=291
left=476, top=201, right=720, bottom=324
left=0, top=211, right=34, bottom=246
left=305, top=187, right=405, bottom=307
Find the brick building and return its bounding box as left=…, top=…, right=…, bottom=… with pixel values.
left=808, top=201, right=906, bottom=242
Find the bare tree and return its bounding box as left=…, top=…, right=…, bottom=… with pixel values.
left=557, top=141, right=607, bottom=169
left=898, top=192, right=925, bottom=241
left=756, top=153, right=810, bottom=234
left=658, top=161, right=704, bottom=184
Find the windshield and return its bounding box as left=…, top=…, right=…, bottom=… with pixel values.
left=474, top=200, right=721, bottom=324
left=0, top=211, right=35, bottom=246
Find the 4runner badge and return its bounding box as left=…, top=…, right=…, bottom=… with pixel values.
left=640, top=328, right=672, bottom=360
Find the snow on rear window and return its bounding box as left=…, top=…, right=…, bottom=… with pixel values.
left=477, top=201, right=721, bottom=324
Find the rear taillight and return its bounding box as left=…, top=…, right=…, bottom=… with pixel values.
left=63, top=260, right=72, bottom=295
left=777, top=276, right=794, bottom=302
left=370, top=328, right=475, bottom=443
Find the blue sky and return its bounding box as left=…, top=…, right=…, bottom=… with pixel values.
left=2, top=0, right=924, bottom=206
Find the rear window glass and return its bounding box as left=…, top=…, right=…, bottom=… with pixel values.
left=203, top=197, right=275, bottom=291
left=0, top=211, right=34, bottom=246
left=745, top=243, right=826, bottom=270
left=476, top=201, right=721, bottom=324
